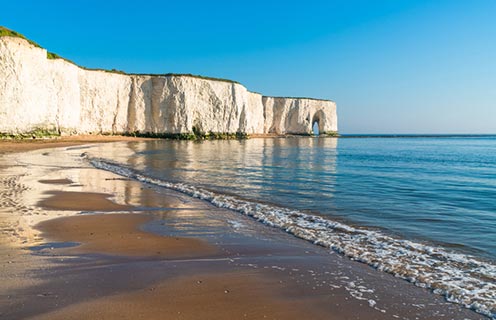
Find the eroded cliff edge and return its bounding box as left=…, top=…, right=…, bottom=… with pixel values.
left=0, top=35, right=337, bottom=137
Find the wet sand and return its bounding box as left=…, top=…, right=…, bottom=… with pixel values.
left=38, top=191, right=133, bottom=212
left=0, top=140, right=487, bottom=320
left=38, top=178, right=73, bottom=185
left=29, top=271, right=332, bottom=320
left=0, top=135, right=153, bottom=154
left=36, top=213, right=217, bottom=258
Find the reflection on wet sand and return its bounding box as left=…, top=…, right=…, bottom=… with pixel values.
left=38, top=191, right=133, bottom=211
left=36, top=213, right=217, bottom=258
left=0, top=140, right=485, bottom=320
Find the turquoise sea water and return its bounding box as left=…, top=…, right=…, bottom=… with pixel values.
left=90, top=136, right=496, bottom=317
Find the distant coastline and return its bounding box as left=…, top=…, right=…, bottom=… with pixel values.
left=339, top=134, right=496, bottom=138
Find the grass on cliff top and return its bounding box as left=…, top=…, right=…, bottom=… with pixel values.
left=263, top=96, right=334, bottom=102
left=79, top=68, right=241, bottom=83
left=0, top=26, right=239, bottom=84
left=0, top=26, right=68, bottom=62
left=149, top=73, right=240, bottom=84
left=0, top=26, right=43, bottom=48
left=0, top=26, right=333, bottom=99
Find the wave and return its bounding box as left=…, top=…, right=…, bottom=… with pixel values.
left=90, top=157, right=495, bottom=318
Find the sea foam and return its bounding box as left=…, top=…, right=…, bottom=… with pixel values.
left=90, top=157, right=496, bottom=318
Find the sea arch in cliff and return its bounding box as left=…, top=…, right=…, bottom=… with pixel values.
left=311, top=110, right=327, bottom=135
left=0, top=29, right=338, bottom=137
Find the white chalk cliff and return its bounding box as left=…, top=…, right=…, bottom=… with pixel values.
left=0, top=35, right=337, bottom=136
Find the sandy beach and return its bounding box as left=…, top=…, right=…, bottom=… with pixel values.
left=0, top=138, right=486, bottom=319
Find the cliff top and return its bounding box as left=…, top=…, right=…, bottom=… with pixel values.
left=0, top=26, right=333, bottom=102
left=0, top=26, right=240, bottom=84
left=0, top=26, right=42, bottom=48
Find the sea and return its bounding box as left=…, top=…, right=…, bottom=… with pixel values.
left=88, top=135, right=496, bottom=318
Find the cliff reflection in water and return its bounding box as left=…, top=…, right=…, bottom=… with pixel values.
left=90, top=137, right=338, bottom=215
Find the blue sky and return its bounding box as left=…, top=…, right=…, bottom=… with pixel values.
left=2, top=0, right=495, bottom=133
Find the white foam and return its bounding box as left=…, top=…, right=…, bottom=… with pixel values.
left=227, top=219, right=245, bottom=230
left=90, top=158, right=496, bottom=319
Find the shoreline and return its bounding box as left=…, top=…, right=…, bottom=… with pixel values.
left=0, top=140, right=488, bottom=319
left=0, top=135, right=155, bottom=154
left=0, top=132, right=342, bottom=155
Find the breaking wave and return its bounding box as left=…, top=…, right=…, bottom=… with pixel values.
left=90, top=157, right=495, bottom=318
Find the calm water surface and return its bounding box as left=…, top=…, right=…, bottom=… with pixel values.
left=90, top=136, right=496, bottom=316
left=102, top=136, right=496, bottom=260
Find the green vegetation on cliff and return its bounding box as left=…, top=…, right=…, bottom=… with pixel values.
left=0, top=128, right=60, bottom=140
left=0, top=26, right=42, bottom=48
left=320, top=131, right=339, bottom=137
left=0, top=26, right=333, bottom=99
left=123, top=129, right=248, bottom=141
left=0, top=26, right=240, bottom=83
left=0, top=26, right=66, bottom=62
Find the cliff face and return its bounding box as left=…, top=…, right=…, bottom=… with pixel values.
left=0, top=36, right=337, bottom=136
